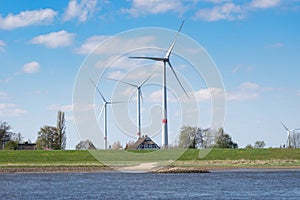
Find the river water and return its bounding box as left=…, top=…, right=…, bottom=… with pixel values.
left=1, top=169, right=300, bottom=199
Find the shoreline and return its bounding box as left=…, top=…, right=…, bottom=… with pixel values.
left=1, top=164, right=300, bottom=174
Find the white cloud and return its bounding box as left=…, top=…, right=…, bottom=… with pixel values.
left=148, top=90, right=177, bottom=103
left=227, top=82, right=270, bottom=101
left=232, top=65, right=254, bottom=73
left=122, top=0, right=185, bottom=17
left=149, top=90, right=162, bottom=103
left=0, top=40, right=6, bottom=52
left=193, top=82, right=272, bottom=102
left=0, top=92, right=9, bottom=100
left=22, top=61, right=40, bottom=74
left=75, top=35, right=107, bottom=54
left=107, top=71, right=124, bottom=80
left=0, top=77, right=12, bottom=83
left=193, top=87, right=225, bottom=102
left=232, top=65, right=241, bottom=73
left=266, top=42, right=284, bottom=49
left=0, top=104, right=27, bottom=117
left=48, top=104, right=74, bottom=112
left=0, top=9, right=57, bottom=30
left=250, top=0, right=281, bottom=8
left=31, top=30, right=75, bottom=48
left=203, top=0, right=231, bottom=3
left=63, top=0, right=98, bottom=22
left=75, top=35, right=156, bottom=55
left=194, top=3, right=245, bottom=21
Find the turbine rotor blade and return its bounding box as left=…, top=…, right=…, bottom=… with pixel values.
left=97, top=104, right=106, bottom=121
left=104, top=77, right=138, bottom=88
left=90, top=78, right=107, bottom=103
left=167, top=61, right=189, bottom=98
left=108, top=101, right=127, bottom=105
left=281, top=122, right=289, bottom=131
left=140, top=72, right=154, bottom=87
left=140, top=89, right=145, bottom=105
left=129, top=56, right=164, bottom=62
left=164, top=20, right=185, bottom=59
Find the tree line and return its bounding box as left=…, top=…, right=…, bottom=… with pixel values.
left=0, top=111, right=66, bottom=150
left=178, top=126, right=238, bottom=149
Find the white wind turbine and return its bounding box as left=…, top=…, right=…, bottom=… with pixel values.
left=105, top=73, right=153, bottom=140
left=90, top=79, right=121, bottom=150
left=281, top=122, right=300, bottom=148
left=129, top=21, right=189, bottom=148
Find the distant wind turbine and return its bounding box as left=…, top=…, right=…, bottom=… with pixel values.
left=129, top=21, right=189, bottom=148
left=105, top=73, right=153, bottom=139
left=281, top=122, right=300, bottom=148
left=90, top=79, right=122, bottom=149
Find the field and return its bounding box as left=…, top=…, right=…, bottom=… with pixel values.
left=1, top=148, right=300, bottom=172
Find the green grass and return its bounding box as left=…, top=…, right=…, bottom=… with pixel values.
left=179, top=148, right=300, bottom=161
left=1, top=148, right=300, bottom=166
left=0, top=150, right=98, bottom=165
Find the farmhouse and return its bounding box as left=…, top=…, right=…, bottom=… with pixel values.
left=126, top=135, right=160, bottom=150
left=17, top=142, right=37, bottom=150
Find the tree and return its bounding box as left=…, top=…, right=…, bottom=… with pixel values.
left=56, top=111, right=66, bottom=150
left=178, top=126, right=212, bottom=149
left=290, top=132, right=300, bottom=148
left=0, top=121, right=14, bottom=150
left=36, top=111, right=66, bottom=150
left=76, top=140, right=96, bottom=150
left=112, top=141, right=123, bottom=150
left=4, top=140, right=18, bottom=150
left=214, top=128, right=238, bottom=149
left=254, top=141, right=266, bottom=148
left=36, top=126, right=58, bottom=150
left=178, top=126, right=198, bottom=148
left=245, top=144, right=253, bottom=149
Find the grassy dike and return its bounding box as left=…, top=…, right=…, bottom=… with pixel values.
left=1, top=148, right=300, bottom=172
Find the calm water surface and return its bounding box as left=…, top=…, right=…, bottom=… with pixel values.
left=1, top=170, right=300, bottom=199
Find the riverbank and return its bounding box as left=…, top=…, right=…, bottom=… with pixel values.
left=1, top=159, right=300, bottom=173
left=1, top=149, right=300, bottom=173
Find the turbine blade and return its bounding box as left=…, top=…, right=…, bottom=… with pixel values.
left=281, top=122, right=289, bottom=131
left=104, top=77, right=138, bottom=88
left=164, top=20, right=185, bottom=59
left=129, top=56, right=164, bottom=62
left=140, top=72, right=154, bottom=87
left=90, top=78, right=106, bottom=103
left=108, top=101, right=127, bottom=105
left=292, top=128, right=300, bottom=132
left=140, top=89, right=145, bottom=105
left=97, top=104, right=106, bottom=121
left=167, top=61, right=189, bottom=98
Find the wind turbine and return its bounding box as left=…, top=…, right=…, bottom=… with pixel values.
left=281, top=122, right=300, bottom=148
left=105, top=73, right=153, bottom=140
left=129, top=21, right=189, bottom=148
left=90, top=79, right=120, bottom=150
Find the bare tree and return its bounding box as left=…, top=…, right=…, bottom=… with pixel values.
left=290, top=132, right=300, bottom=148
left=76, top=140, right=96, bottom=150
left=254, top=141, right=266, bottom=148
left=112, top=141, right=123, bottom=150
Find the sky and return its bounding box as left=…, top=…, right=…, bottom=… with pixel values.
left=1, top=0, right=300, bottom=149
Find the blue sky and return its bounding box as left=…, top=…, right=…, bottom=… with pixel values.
left=1, top=0, right=300, bottom=149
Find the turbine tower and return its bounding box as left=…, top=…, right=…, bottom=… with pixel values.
left=105, top=73, right=153, bottom=139
left=90, top=79, right=118, bottom=150
left=281, top=122, right=300, bottom=148
left=129, top=21, right=189, bottom=148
